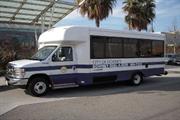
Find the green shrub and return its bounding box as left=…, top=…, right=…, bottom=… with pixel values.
left=0, top=40, right=36, bottom=75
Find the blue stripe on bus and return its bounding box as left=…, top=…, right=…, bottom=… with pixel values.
left=50, top=68, right=165, bottom=85
left=24, top=64, right=93, bottom=71
left=23, top=62, right=165, bottom=72
left=142, top=62, right=165, bottom=65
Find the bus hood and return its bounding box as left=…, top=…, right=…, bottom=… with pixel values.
left=9, top=59, right=40, bottom=68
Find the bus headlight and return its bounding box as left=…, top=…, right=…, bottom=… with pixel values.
left=14, top=68, right=26, bottom=78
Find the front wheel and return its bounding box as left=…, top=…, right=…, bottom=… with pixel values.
left=131, top=73, right=143, bottom=86
left=27, top=77, right=49, bottom=97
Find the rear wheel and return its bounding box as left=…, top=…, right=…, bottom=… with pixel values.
left=27, top=77, right=49, bottom=96
left=131, top=73, right=143, bottom=86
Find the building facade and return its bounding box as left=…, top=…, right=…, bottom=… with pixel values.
left=0, top=23, right=43, bottom=57
left=0, top=23, right=43, bottom=70
left=162, top=31, right=180, bottom=54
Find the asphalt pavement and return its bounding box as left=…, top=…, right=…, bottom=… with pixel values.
left=0, top=65, right=180, bottom=120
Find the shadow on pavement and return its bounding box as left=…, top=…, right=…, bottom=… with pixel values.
left=0, top=85, right=25, bottom=92
left=38, top=76, right=180, bottom=99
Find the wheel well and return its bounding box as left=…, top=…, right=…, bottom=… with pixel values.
left=27, top=74, right=52, bottom=87
left=133, top=71, right=144, bottom=77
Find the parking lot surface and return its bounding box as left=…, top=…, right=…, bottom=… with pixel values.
left=0, top=72, right=180, bottom=120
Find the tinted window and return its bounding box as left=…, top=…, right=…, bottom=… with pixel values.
left=90, top=36, right=106, bottom=59
left=106, top=37, right=123, bottom=58
left=124, top=39, right=138, bottom=58
left=152, top=41, right=164, bottom=57
left=139, top=40, right=152, bottom=57
left=90, top=35, right=164, bottom=59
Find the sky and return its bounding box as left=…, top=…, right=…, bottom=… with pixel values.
left=55, top=0, right=180, bottom=32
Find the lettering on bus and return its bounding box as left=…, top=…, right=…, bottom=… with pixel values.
left=93, top=60, right=142, bottom=70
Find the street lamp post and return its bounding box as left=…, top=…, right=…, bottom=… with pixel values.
left=171, top=32, right=176, bottom=55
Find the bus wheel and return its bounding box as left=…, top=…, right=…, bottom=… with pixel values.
left=131, top=73, right=143, bottom=86
left=27, top=77, right=49, bottom=97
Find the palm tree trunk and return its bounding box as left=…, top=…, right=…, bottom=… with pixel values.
left=95, top=18, right=100, bottom=27
left=128, top=24, right=131, bottom=30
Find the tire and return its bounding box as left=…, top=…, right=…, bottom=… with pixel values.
left=131, top=73, right=143, bottom=86
left=27, top=77, right=49, bottom=97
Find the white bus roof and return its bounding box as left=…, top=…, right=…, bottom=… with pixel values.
left=38, top=26, right=165, bottom=44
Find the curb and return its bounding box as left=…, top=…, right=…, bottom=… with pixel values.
left=166, top=68, right=180, bottom=74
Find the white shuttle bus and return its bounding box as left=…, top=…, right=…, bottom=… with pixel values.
left=6, top=26, right=167, bottom=96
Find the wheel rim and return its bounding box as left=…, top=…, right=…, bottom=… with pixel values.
left=34, top=82, right=47, bottom=94
left=133, top=75, right=141, bottom=84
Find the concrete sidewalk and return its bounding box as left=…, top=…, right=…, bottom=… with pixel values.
left=166, top=68, right=180, bottom=74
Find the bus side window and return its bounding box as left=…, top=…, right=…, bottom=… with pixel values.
left=139, top=40, right=152, bottom=57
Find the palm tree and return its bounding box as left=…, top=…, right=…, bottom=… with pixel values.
left=76, top=0, right=117, bottom=27
left=123, top=0, right=139, bottom=30
left=144, top=0, right=156, bottom=30
left=123, top=0, right=156, bottom=31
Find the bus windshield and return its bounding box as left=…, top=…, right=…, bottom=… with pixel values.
left=31, top=46, right=57, bottom=61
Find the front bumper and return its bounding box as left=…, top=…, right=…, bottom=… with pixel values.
left=5, top=76, right=28, bottom=86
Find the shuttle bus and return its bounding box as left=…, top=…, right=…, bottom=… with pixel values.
left=6, top=26, right=167, bottom=96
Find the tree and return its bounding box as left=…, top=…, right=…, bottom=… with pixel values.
left=76, top=0, right=117, bottom=27
left=123, top=0, right=156, bottom=31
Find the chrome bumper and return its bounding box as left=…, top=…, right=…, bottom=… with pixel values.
left=5, top=76, right=28, bottom=86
